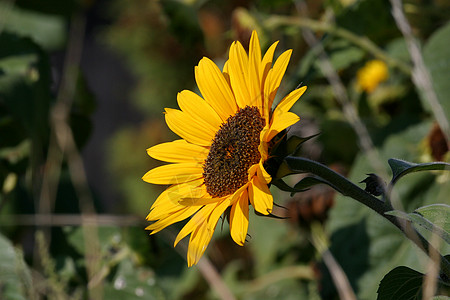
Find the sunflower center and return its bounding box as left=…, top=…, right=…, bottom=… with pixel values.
left=203, top=106, right=266, bottom=198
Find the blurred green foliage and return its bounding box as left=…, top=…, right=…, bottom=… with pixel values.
left=1, top=0, right=449, bottom=299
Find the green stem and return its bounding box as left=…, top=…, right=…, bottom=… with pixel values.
left=284, top=156, right=450, bottom=281
left=264, top=15, right=412, bottom=75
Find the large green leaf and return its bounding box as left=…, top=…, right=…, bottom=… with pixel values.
left=416, top=204, right=450, bottom=234
left=65, top=226, right=122, bottom=256
left=335, top=0, right=400, bottom=44
left=0, top=31, right=52, bottom=147
left=423, top=22, right=450, bottom=121
left=0, top=233, right=32, bottom=300
left=103, top=259, right=166, bottom=300
left=377, top=266, right=423, bottom=299
left=388, top=158, right=450, bottom=185
left=326, top=121, right=450, bottom=299
left=377, top=263, right=450, bottom=300
left=0, top=3, right=65, bottom=50
left=385, top=207, right=450, bottom=244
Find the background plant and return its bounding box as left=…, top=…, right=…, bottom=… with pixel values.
left=0, top=0, right=449, bottom=299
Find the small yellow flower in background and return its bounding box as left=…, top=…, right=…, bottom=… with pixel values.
left=357, top=60, right=389, bottom=93
left=143, top=31, right=307, bottom=267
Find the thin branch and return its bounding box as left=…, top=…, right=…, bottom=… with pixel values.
left=197, top=259, right=237, bottom=300
left=310, top=223, right=356, bottom=300
left=322, top=250, right=357, bottom=300
left=162, top=230, right=236, bottom=300
left=290, top=0, right=389, bottom=181
left=241, top=265, right=314, bottom=294
left=0, top=214, right=143, bottom=227
left=389, top=0, right=450, bottom=147
left=263, top=14, right=411, bottom=74
left=40, top=11, right=103, bottom=299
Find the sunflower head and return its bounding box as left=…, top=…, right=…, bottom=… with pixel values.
left=143, top=31, right=307, bottom=266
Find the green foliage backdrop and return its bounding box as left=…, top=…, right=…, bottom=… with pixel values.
left=0, top=0, right=449, bottom=299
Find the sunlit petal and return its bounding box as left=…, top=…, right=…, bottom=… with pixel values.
left=249, top=176, right=273, bottom=215
left=147, top=140, right=208, bottom=163
left=142, top=162, right=203, bottom=185
left=195, top=57, right=237, bottom=121
left=230, top=189, right=249, bottom=246
left=177, top=90, right=223, bottom=130
left=165, top=108, right=214, bottom=146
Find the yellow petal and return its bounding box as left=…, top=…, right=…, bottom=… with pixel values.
left=147, top=139, right=208, bottom=163
left=165, top=108, right=214, bottom=146
left=249, top=176, right=273, bottom=215
left=195, top=57, right=237, bottom=121
left=230, top=189, right=249, bottom=246
left=258, top=128, right=270, bottom=161
left=147, top=186, right=189, bottom=221
left=142, top=162, right=203, bottom=185
left=148, top=183, right=207, bottom=221
left=179, top=196, right=220, bottom=206
left=248, top=31, right=262, bottom=110
left=146, top=205, right=202, bottom=234
left=148, top=178, right=204, bottom=214
left=177, top=90, right=223, bottom=130
left=207, top=197, right=231, bottom=226
left=257, top=160, right=271, bottom=184
left=177, top=185, right=216, bottom=206
left=186, top=198, right=231, bottom=266
left=247, top=164, right=259, bottom=181
left=273, top=86, right=307, bottom=113
left=223, top=60, right=231, bottom=87
left=260, top=41, right=278, bottom=81
left=228, top=41, right=251, bottom=108
left=261, top=41, right=279, bottom=120
left=266, top=111, right=300, bottom=141
left=187, top=222, right=210, bottom=267
left=174, top=203, right=215, bottom=247
left=264, top=49, right=292, bottom=109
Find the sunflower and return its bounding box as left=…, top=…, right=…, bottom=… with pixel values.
left=356, top=59, right=389, bottom=93
left=143, top=31, right=306, bottom=267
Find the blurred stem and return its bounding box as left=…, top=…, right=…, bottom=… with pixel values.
left=264, top=15, right=411, bottom=74
left=284, top=156, right=450, bottom=281
left=241, top=265, right=314, bottom=294
left=45, top=10, right=103, bottom=299
left=389, top=0, right=450, bottom=147
left=310, top=223, right=356, bottom=300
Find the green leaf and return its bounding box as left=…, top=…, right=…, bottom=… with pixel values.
left=271, top=178, right=307, bottom=194
left=424, top=22, right=450, bottom=120
left=326, top=121, right=448, bottom=299
left=377, top=266, right=423, bottom=300
left=335, top=0, right=400, bottom=44
left=64, top=226, right=123, bottom=255
left=292, top=176, right=339, bottom=196
left=416, top=204, right=450, bottom=234
left=327, top=42, right=365, bottom=72
left=285, top=133, right=320, bottom=156
left=388, top=158, right=450, bottom=185
left=0, top=233, right=32, bottom=300
left=103, top=258, right=165, bottom=300
left=385, top=209, right=450, bottom=244
left=0, top=2, right=65, bottom=50
left=0, top=31, right=52, bottom=146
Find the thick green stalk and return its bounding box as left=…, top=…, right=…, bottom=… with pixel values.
left=284, top=156, right=450, bottom=281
